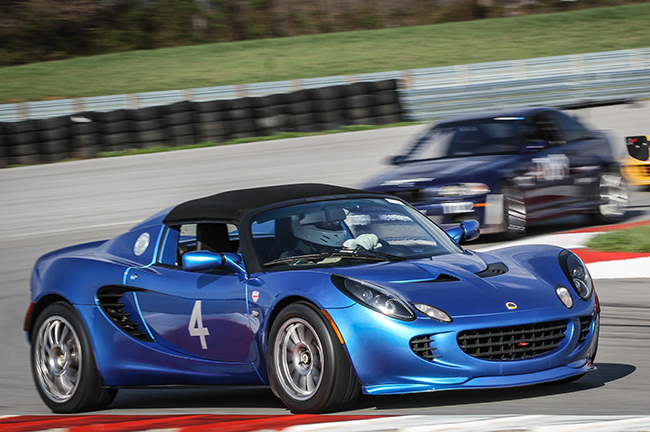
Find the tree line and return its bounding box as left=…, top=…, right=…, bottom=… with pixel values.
left=0, top=0, right=633, bottom=67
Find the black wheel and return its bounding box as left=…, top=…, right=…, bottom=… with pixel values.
left=267, top=302, right=360, bottom=413
left=31, top=302, right=117, bottom=413
left=500, top=184, right=527, bottom=239
left=592, top=172, right=628, bottom=224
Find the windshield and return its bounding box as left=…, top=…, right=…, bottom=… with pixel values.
left=404, top=117, right=523, bottom=163
left=250, top=197, right=462, bottom=270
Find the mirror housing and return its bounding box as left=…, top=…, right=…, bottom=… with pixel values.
left=626, top=136, right=649, bottom=161
left=388, top=154, right=407, bottom=165
left=182, top=251, right=248, bottom=281
left=444, top=220, right=481, bottom=243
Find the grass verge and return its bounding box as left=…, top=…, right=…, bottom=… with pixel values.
left=2, top=3, right=650, bottom=104
left=587, top=226, right=650, bottom=253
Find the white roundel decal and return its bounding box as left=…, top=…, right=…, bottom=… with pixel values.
left=134, top=233, right=150, bottom=256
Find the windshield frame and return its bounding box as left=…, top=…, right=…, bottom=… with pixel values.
left=401, top=117, right=527, bottom=164
left=240, top=196, right=463, bottom=273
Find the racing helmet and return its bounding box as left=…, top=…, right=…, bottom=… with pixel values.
left=292, top=207, right=347, bottom=247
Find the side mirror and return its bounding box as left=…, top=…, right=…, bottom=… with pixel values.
left=182, top=251, right=248, bottom=281
left=626, top=136, right=649, bottom=161
left=387, top=154, right=407, bottom=165
left=444, top=220, right=480, bottom=243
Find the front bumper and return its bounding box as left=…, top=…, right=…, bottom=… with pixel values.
left=327, top=300, right=599, bottom=396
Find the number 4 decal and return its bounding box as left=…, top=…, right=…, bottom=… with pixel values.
left=189, top=300, right=210, bottom=349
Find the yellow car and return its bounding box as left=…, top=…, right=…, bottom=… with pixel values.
left=622, top=135, right=650, bottom=186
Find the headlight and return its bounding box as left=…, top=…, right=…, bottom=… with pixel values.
left=424, top=183, right=490, bottom=198
left=412, top=303, right=453, bottom=323
left=559, top=250, right=594, bottom=300
left=331, top=275, right=415, bottom=321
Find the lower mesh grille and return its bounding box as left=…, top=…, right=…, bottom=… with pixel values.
left=458, top=320, right=567, bottom=361
left=410, top=334, right=442, bottom=361
left=578, top=315, right=592, bottom=344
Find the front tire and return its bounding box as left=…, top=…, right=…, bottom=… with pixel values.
left=31, top=302, right=117, bottom=413
left=592, top=172, right=628, bottom=224
left=499, top=184, right=527, bottom=239
left=267, top=302, right=360, bottom=413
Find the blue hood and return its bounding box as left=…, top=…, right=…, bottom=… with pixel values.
left=330, top=247, right=568, bottom=318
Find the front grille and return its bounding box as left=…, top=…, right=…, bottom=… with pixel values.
left=410, top=334, right=442, bottom=361
left=578, top=315, right=592, bottom=344
left=458, top=320, right=567, bottom=361
left=98, top=289, right=153, bottom=342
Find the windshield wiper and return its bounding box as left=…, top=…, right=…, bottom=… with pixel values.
left=264, top=250, right=397, bottom=267
left=347, top=247, right=408, bottom=262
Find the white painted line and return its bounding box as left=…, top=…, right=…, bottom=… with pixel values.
left=587, top=256, right=650, bottom=279
left=7, top=221, right=141, bottom=239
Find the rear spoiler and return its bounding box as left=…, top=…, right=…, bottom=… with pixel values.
left=626, top=136, right=649, bottom=161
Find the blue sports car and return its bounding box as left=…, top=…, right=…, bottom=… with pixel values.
left=362, top=107, right=628, bottom=236
left=24, top=183, right=599, bottom=414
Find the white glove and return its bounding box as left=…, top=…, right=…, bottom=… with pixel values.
left=343, top=233, right=380, bottom=250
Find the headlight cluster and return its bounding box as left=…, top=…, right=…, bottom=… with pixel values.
left=332, top=275, right=415, bottom=321
left=559, top=250, right=594, bottom=301
left=331, top=275, right=453, bottom=323
left=412, top=303, right=453, bottom=323
left=424, top=183, right=490, bottom=198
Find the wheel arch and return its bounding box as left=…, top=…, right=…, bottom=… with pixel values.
left=265, top=295, right=319, bottom=352
left=25, top=293, right=71, bottom=341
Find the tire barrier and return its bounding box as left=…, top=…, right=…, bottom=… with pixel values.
left=0, top=79, right=403, bottom=167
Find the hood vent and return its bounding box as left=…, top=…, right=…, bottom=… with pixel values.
left=475, top=262, right=509, bottom=278
left=415, top=273, right=460, bottom=283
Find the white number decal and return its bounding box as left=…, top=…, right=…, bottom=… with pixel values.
left=188, top=300, right=210, bottom=349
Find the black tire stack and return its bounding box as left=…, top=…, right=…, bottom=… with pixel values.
left=130, top=106, right=165, bottom=148
left=193, top=100, right=229, bottom=144
left=70, top=113, right=101, bottom=159
left=253, top=94, right=288, bottom=137
left=36, top=116, right=71, bottom=163
left=96, top=109, right=133, bottom=153
left=0, top=79, right=404, bottom=167
left=369, top=80, right=404, bottom=125
left=225, top=97, right=259, bottom=140
left=4, top=120, right=40, bottom=166
left=0, top=123, right=8, bottom=168
left=311, top=85, right=346, bottom=131
left=163, top=102, right=196, bottom=147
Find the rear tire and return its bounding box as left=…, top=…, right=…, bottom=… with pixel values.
left=31, top=302, right=117, bottom=413
left=267, top=302, right=360, bottom=413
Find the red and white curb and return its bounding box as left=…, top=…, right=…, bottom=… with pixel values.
left=3, top=415, right=650, bottom=432
left=476, top=220, right=650, bottom=279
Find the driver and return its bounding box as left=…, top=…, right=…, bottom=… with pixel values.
left=280, top=208, right=380, bottom=258
left=280, top=212, right=347, bottom=258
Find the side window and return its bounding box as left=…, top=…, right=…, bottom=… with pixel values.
left=533, top=112, right=566, bottom=146
left=554, top=111, right=590, bottom=143
left=158, top=223, right=239, bottom=267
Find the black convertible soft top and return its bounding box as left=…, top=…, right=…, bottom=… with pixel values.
left=163, top=183, right=372, bottom=224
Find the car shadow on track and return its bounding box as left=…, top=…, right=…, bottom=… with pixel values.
left=106, top=363, right=634, bottom=413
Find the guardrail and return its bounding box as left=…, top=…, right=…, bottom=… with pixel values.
left=1, top=48, right=648, bottom=123
left=1, top=48, right=649, bottom=167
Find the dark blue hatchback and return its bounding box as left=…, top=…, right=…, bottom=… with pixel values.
left=362, top=107, right=628, bottom=235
